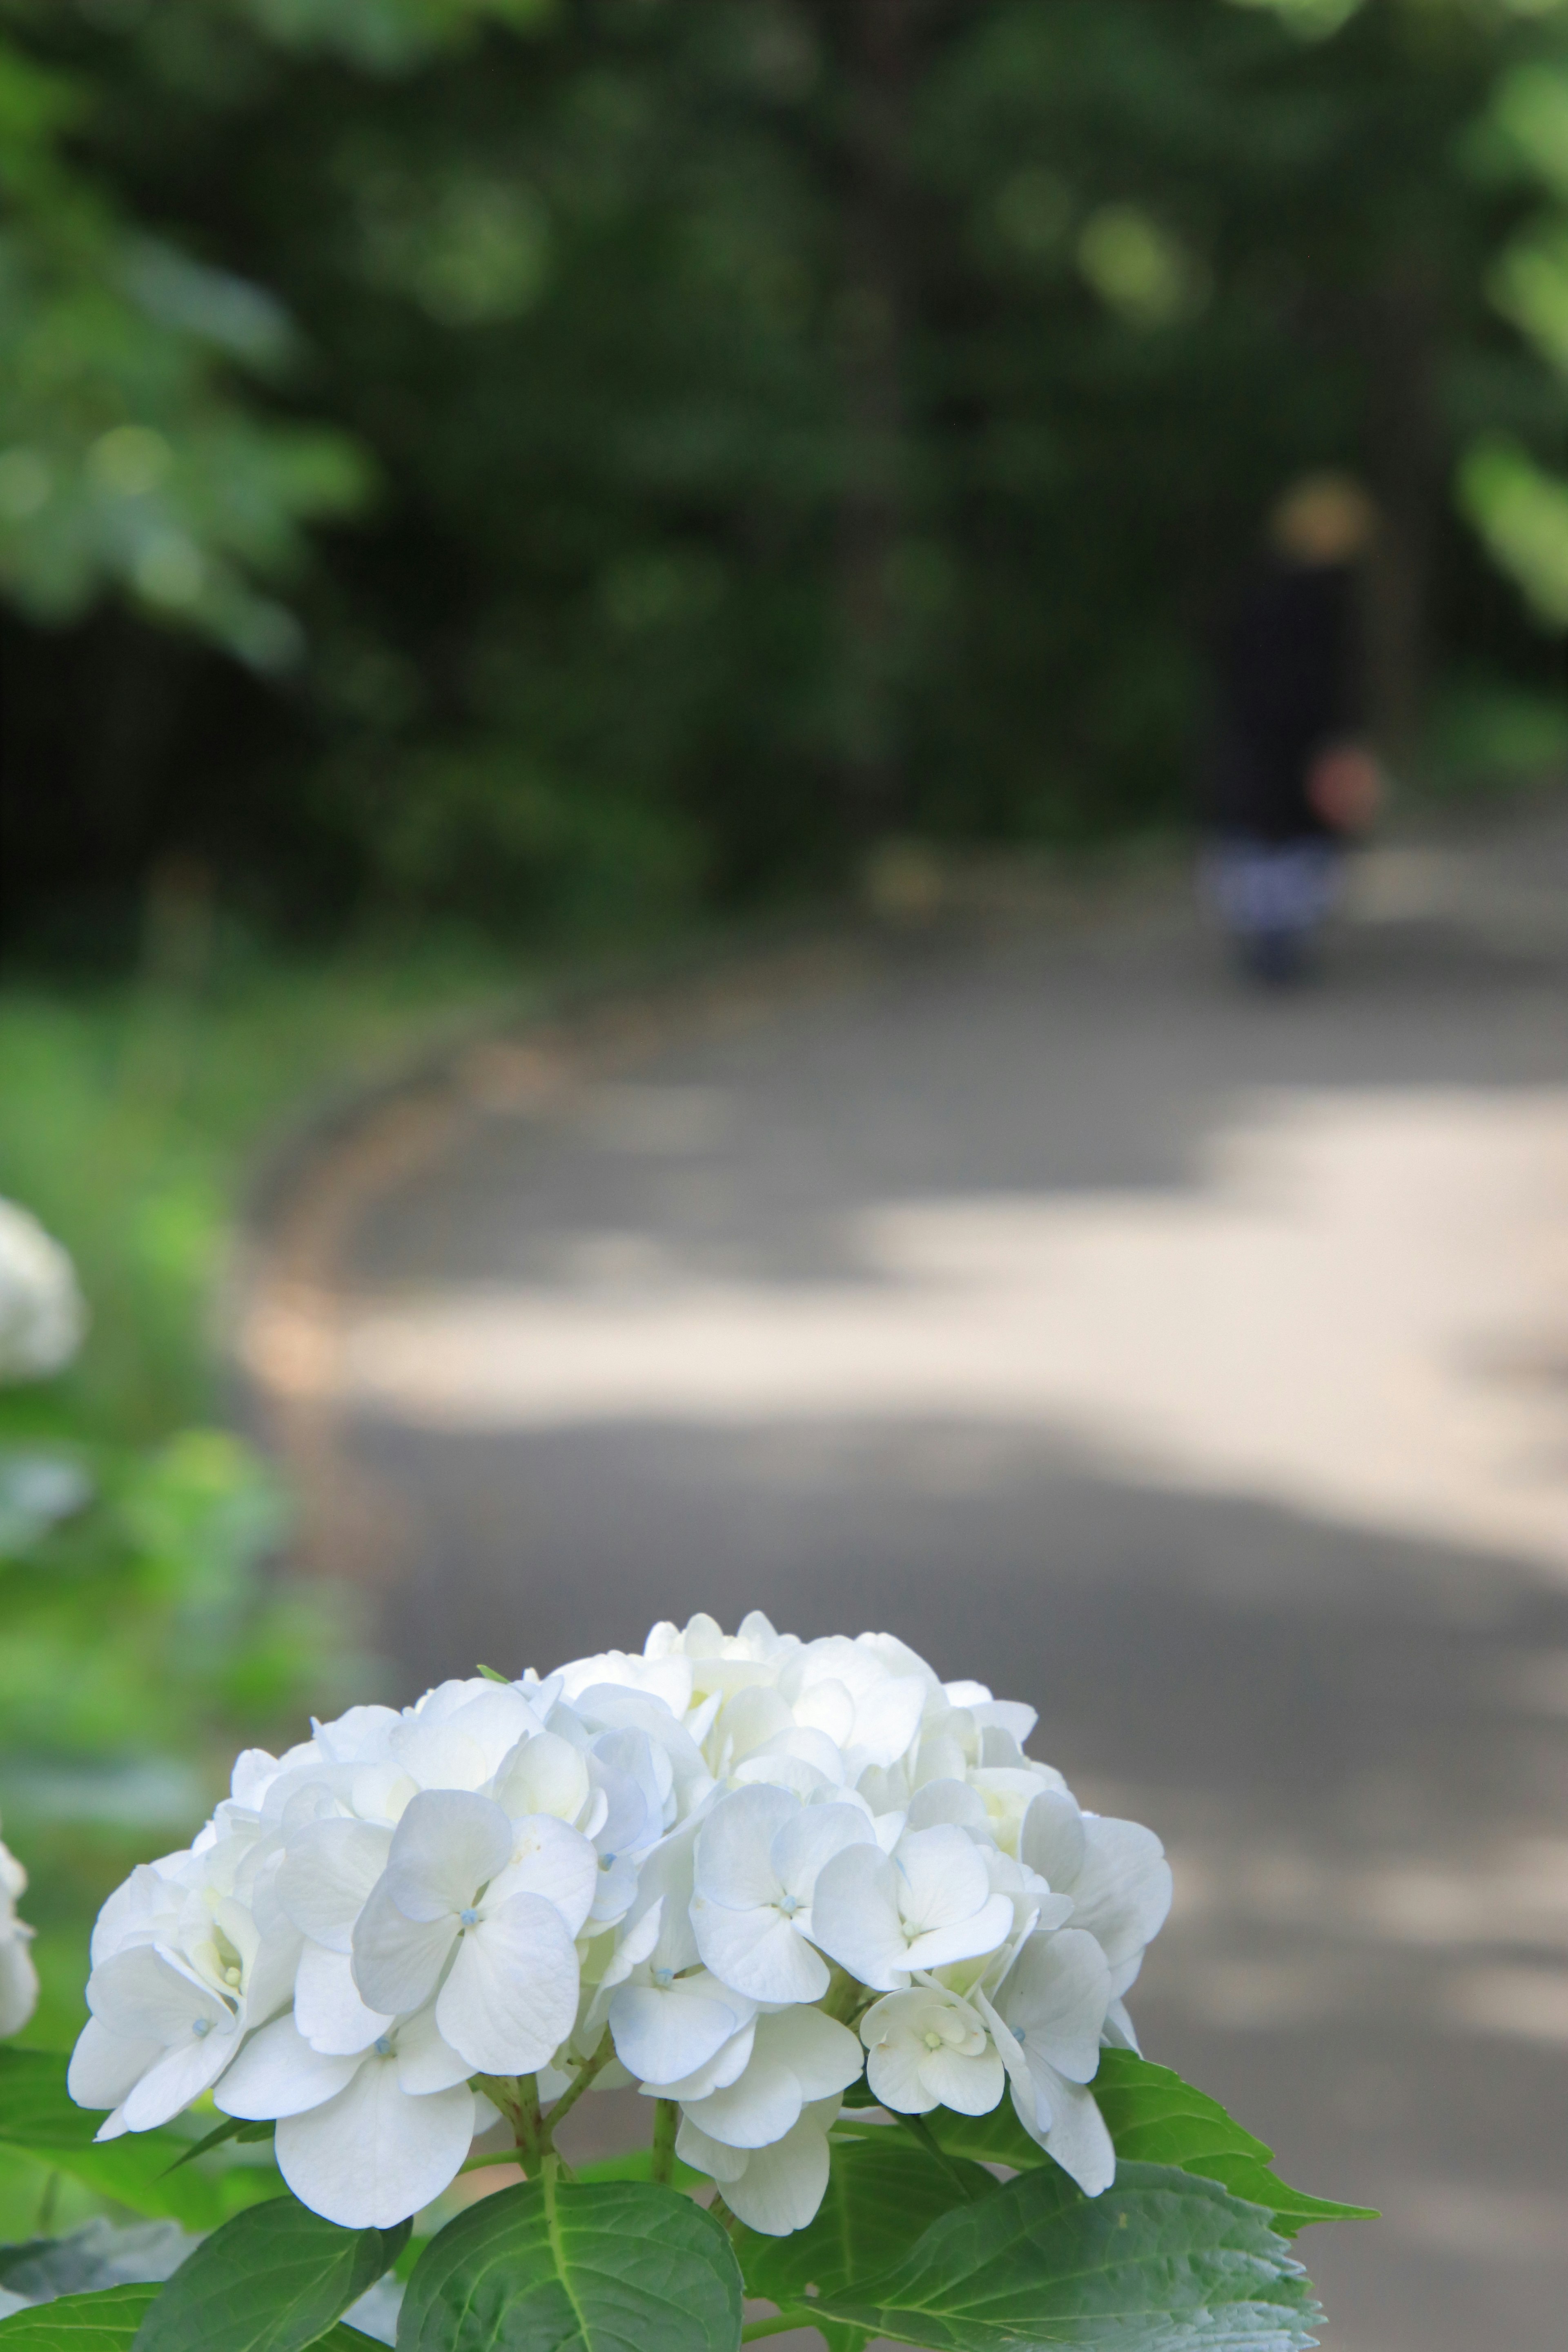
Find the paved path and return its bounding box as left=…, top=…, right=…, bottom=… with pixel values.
left=241, top=815, right=1568, bottom=2352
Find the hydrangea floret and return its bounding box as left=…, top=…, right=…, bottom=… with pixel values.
left=67, top=1615, right=1165, bottom=2233
left=52, top=1617, right=1368, bottom=2352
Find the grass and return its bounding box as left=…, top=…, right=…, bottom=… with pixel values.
left=0, top=921, right=529, bottom=1444
left=0, top=915, right=534, bottom=2046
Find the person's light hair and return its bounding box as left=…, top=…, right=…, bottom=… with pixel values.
left=1268, top=471, right=1378, bottom=565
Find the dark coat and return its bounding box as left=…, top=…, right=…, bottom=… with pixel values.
left=1207, top=556, right=1365, bottom=842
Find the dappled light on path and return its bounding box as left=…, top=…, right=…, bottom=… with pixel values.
left=286, top=1085, right=1568, bottom=1582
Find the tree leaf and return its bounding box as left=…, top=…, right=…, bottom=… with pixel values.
left=0, top=2053, right=252, bottom=2230
left=396, top=2172, right=743, bottom=2352
left=1089, top=2055, right=1377, bottom=2237
left=812, top=2161, right=1321, bottom=2350
left=736, top=2130, right=996, bottom=2311
left=131, top=2198, right=408, bottom=2352
left=0, top=2284, right=158, bottom=2346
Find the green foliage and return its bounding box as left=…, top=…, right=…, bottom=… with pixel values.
left=736, top=2130, right=997, bottom=2313
left=1461, top=432, right=1568, bottom=622
left=8, top=0, right=1566, bottom=956
left=395, top=2174, right=744, bottom=2352
left=0, top=2282, right=158, bottom=2346
left=0, top=2050, right=281, bottom=2233
left=0, top=29, right=368, bottom=670
left=1464, top=31, right=1568, bottom=629
left=1089, top=2053, right=1376, bottom=2236
left=132, top=2202, right=407, bottom=2352
left=804, top=2161, right=1320, bottom=2351
left=0, top=2053, right=1371, bottom=2350
left=924, top=2052, right=1375, bottom=2238
left=0, top=945, right=515, bottom=2044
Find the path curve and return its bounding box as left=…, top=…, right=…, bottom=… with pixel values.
left=237, top=815, right=1568, bottom=2352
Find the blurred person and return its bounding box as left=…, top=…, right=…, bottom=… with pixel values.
left=1202, top=473, right=1383, bottom=983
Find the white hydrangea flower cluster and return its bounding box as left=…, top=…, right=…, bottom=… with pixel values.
left=0, top=1829, right=38, bottom=2040
left=0, top=1199, right=86, bottom=1385
left=69, top=1616, right=1171, bottom=2236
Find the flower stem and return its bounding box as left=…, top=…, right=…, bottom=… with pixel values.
left=539, top=2029, right=615, bottom=2150
left=650, top=2097, right=678, bottom=2186
left=708, top=2193, right=740, bottom=2235
left=521, top=2074, right=543, bottom=2162
left=475, top=2073, right=540, bottom=2172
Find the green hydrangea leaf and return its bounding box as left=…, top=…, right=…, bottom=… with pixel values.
left=0, top=2053, right=254, bottom=2230
left=0, top=2283, right=158, bottom=2345
left=928, top=2054, right=1375, bottom=2239
left=1089, top=2054, right=1377, bottom=2237
left=396, top=2173, right=743, bottom=2352
left=812, top=2160, right=1321, bottom=2350
left=131, top=2198, right=408, bottom=2352
left=736, top=2127, right=996, bottom=2311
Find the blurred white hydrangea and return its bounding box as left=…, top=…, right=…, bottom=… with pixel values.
left=0, top=1830, right=39, bottom=2040
left=69, top=1614, right=1172, bottom=2236
left=0, top=1200, right=86, bottom=1383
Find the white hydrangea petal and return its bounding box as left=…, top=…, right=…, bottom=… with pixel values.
left=692, top=1898, right=829, bottom=2005
left=388, top=1722, right=489, bottom=1793
left=752, top=2006, right=862, bottom=2101
left=719, top=2103, right=836, bottom=2236
left=682, top=2056, right=801, bottom=2149
left=1073, top=1820, right=1174, bottom=1977
left=394, top=2006, right=474, bottom=2096
left=866, top=2030, right=932, bottom=2113
left=646, top=2016, right=756, bottom=2104
left=904, top=1892, right=1013, bottom=1976
left=1030, top=2064, right=1116, bottom=2196
left=673, top=2115, right=747, bottom=2185
left=68, top=2018, right=160, bottom=2112
left=88, top=1946, right=230, bottom=2046
left=490, top=1732, right=590, bottom=1824
left=437, top=1688, right=546, bottom=1775
left=693, top=1786, right=794, bottom=1909
left=216, top=2014, right=360, bottom=2119
left=488, top=1818, right=598, bottom=1938
left=848, top=1676, right=927, bottom=1770
left=435, top=1894, right=579, bottom=2075
left=385, top=1792, right=513, bottom=1922
left=276, top=1821, right=390, bottom=1953
left=972, top=1700, right=1038, bottom=1746
left=312, top=1706, right=401, bottom=1765
left=1102, top=1996, right=1140, bottom=2053
left=906, top=1781, right=991, bottom=1836
left=770, top=1802, right=875, bottom=1902
left=122, top=2031, right=237, bottom=2133
left=89, top=1866, right=182, bottom=1968
left=894, top=1826, right=992, bottom=1934
left=276, top=2062, right=475, bottom=2228
left=600, top=1900, right=666, bottom=1994
left=921, top=2041, right=1004, bottom=2117
left=294, top=1944, right=392, bottom=2058
left=789, top=1680, right=855, bottom=1748
left=807, top=1848, right=909, bottom=1991
left=591, top=1855, right=639, bottom=1924
left=1019, top=1790, right=1086, bottom=1890
left=1002, top=1929, right=1110, bottom=2085
left=351, top=1879, right=455, bottom=2017
left=609, top=1984, right=741, bottom=2088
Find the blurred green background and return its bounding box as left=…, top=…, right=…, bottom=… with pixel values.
left=3, top=0, right=1568, bottom=2052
